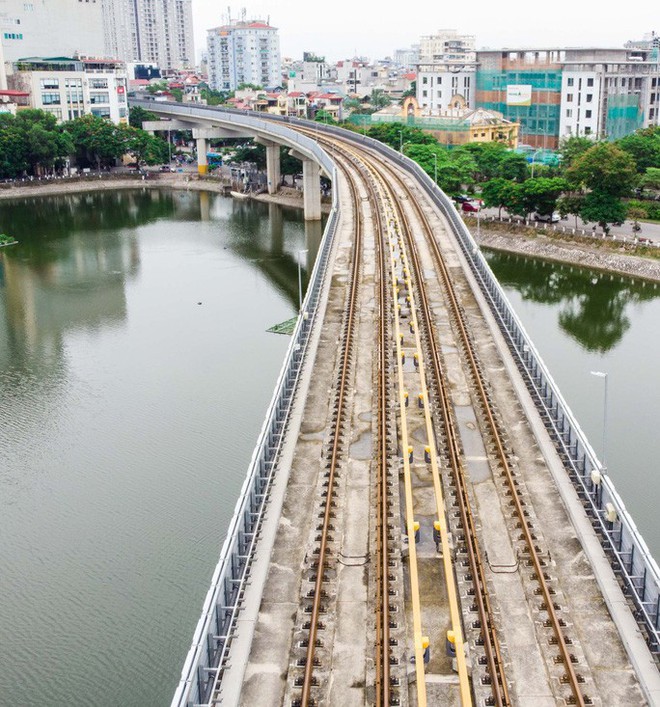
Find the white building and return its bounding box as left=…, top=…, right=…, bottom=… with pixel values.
left=207, top=20, right=281, bottom=91
left=0, top=0, right=104, bottom=62
left=102, top=0, right=194, bottom=71
left=7, top=57, right=129, bottom=124
left=559, top=47, right=660, bottom=140
left=416, top=29, right=477, bottom=113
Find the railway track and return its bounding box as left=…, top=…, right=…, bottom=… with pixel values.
left=244, top=125, right=640, bottom=707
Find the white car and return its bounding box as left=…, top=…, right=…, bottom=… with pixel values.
left=533, top=211, right=561, bottom=223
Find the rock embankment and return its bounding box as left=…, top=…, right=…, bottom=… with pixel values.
left=476, top=228, right=660, bottom=284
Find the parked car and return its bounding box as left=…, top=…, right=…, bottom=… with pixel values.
left=461, top=200, right=481, bottom=212
left=159, top=165, right=176, bottom=172
left=453, top=194, right=472, bottom=204
left=636, top=236, right=653, bottom=245
left=533, top=211, right=560, bottom=223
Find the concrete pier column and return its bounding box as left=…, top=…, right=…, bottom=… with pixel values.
left=302, top=158, right=322, bottom=221
left=196, top=137, right=208, bottom=175
left=266, top=144, right=281, bottom=195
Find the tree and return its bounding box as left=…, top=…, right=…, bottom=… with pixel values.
left=120, top=125, right=169, bottom=165
left=64, top=114, right=124, bottom=169
left=517, top=177, right=568, bottom=217
left=617, top=126, right=660, bottom=173
left=129, top=105, right=157, bottom=129
left=481, top=178, right=518, bottom=218
left=556, top=193, right=586, bottom=229
left=366, top=123, right=436, bottom=150
left=567, top=143, right=637, bottom=195
left=404, top=143, right=476, bottom=193
left=459, top=142, right=528, bottom=182
left=314, top=109, right=337, bottom=124
left=580, top=190, right=627, bottom=233
left=640, top=167, right=660, bottom=191
left=369, top=89, right=391, bottom=111
left=558, top=136, right=594, bottom=170
left=400, top=81, right=416, bottom=102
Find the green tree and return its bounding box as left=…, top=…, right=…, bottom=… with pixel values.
left=314, top=109, right=337, bottom=124
left=128, top=105, right=157, bottom=129
left=617, top=126, right=660, bottom=173
left=460, top=142, right=528, bottom=182
left=517, top=177, right=568, bottom=217
left=580, top=190, right=627, bottom=233
left=558, top=136, right=594, bottom=170
left=481, top=178, right=518, bottom=218
left=369, top=88, right=391, bottom=111
left=400, top=81, right=416, bottom=102
left=366, top=123, right=436, bottom=151
left=404, top=143, right=476, bottom=193
left=640, top=167, right=660, bottom=190
left=556, top=193, right=586, bottom=229
left=146, top=80, right=168, bottom=95
left=566, top=142, right=637, bottom=194
left=64, top=114, right=124, bottom=169
left=120, top=125, right=169, bottom=165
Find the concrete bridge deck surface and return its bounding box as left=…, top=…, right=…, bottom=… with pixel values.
left=212, top=139, right=659, bottom=706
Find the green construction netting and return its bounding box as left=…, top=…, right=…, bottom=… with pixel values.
left=606, top=94, right=644, bottom=140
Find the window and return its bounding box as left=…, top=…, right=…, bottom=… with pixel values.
left=566, top=109, right=572, bottom=118
left=40, top=78, right=59, bottom=89
left=422, top=90, right=427, bottom=98
left=566, top=93, right=573, bottom=102
left=437, top=90, right=442, bottom=98
left=585, top=110, right=592, bottom=118
left=422, top=76, right=428, bottom=84
left=89, top=79, right=108, bottom=89
left=436, top=76, right=442, bottom=84
left=41, top=92, right=61, bottom=105
left=585, top=127, right=592, bottom=135
left=586, top=94, right=592, bottom=102
left=90, top=92, right=110, bottom=104
left=91, top=107, right=111, bottom=118
left=567, top=77, right=574, bottom=86
left=587, top=78, right=594, bottom=87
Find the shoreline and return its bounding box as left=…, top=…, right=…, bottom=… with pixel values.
left=2, top=175, right=658, bottom=282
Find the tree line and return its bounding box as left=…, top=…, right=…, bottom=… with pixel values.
left=353, top=122, right=660, bottom=232
left=0, top=108, right=169, bottom=179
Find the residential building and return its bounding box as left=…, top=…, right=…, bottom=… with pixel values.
left=102, top=0, right=194, bottom=71
left=7, top=56, right=129, bottom=124
left=206, top=20, right=281, bottom=91
left=560, top=47, right=660, bottom=139
left=0, top=0, right=104, bottom=63
left=394, top=46, right=419, bottom=70
left=416, top=30, right=477, bottom=113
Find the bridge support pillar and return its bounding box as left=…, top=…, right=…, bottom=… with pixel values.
left=302, top=158, right=322, bottom=221
left=265, top=144, right=280, bottom=195
left=196, top=137, right=208, bottom=175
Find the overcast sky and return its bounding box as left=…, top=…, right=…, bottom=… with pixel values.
left=191, top=1, right=657, bottom=62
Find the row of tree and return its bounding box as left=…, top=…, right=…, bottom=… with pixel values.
left=0, top=109, right=169, bottom=179
left=354, top=121, right=660, bottom=232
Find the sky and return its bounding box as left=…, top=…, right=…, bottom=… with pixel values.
left=190, top=1, right=658, bottom=63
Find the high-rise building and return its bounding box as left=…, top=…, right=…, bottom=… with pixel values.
left=207, top=19, right=281, bottom=91
left=102, top=0, right=194, bottom=71
left=416, top=30, right=477, bottom=113
left=0, top=0, right=105, bottom=62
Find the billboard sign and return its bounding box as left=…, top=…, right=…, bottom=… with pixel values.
left=506, top=84, right=532, bottom=106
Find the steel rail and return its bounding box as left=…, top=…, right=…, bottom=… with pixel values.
left=397, top=168, right=588, bottom=707
left=299, top=155, right=363, bottom=707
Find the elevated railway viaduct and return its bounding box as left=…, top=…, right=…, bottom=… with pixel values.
left=130, top=102, right=660, bottom=707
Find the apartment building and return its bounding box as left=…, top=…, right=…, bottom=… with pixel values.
left=102, top=0, right=194, bottom=71
left=206, top=20, right=281, bottom=91
left=560, top=47, right=660, bottom=140
left=416, top=30, right=477, bottom=113
left=7, top=57, right=128, bottom=124
left=0, top=0, right=104, bottom=62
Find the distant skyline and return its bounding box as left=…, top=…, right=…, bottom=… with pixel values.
left=190, top=1, right=657, bottom=63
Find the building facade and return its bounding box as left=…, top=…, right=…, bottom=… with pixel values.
left=7, top=57, right=129, bottom=124
left=0, top=0, right=104, bottom=62
left=206, top=20, right=281, bottom=91
left=102, top=0, right=194, bottom=71
left=416, top=30, right=477, bottom=113
left=559, top=47, right=660, bottom=140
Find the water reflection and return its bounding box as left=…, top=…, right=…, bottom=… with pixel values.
left=484, top=251, right=660, bottom=352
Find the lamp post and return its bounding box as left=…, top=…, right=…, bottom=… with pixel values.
left=433, top=151, right=438, bottom=185
left=590, top=370, right=608, bottom=471
left=399, top=129, right=403, bottom=153
left=298, top=248, right=309, bottom=313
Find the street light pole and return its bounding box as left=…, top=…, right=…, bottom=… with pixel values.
left=433, top=151, right=438, bottom=185
left=297, top=248, right=309, bottom=313
left=399, top=129, right=403, bottom=153
left=590, top=371, right=608, bottom=471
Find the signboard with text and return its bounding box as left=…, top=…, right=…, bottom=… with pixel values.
left=506, top=84, right=532, bottom=106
